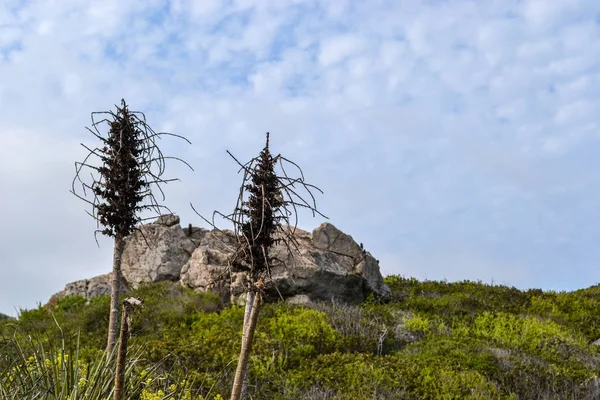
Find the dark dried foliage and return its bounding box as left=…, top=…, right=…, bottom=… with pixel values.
left=234, top=133, right=285, bottom=282
left=71, top=99, right=191, bottom=238
left=194, top=132, right=326, bottom=289
left=230, top=132, right=326, bottom=285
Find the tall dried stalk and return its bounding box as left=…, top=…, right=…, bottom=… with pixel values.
left=231, top=290, right=261, bottom=400
left=204, top=132, right=326, bottom=400
left=71, top=99, right=191, bottom=355
left=114, top=297, right=143, bottom=400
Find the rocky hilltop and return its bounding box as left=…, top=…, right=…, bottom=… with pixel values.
left=54, top=215, right=391, bottom=305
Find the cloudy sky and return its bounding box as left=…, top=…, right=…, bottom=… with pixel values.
left=1, top=0, right=599, bottom=315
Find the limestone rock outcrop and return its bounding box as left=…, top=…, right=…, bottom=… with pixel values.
left=121, top=215, right=197, bottom=288
left=50, top=273, right=123, bottom=303
left=179, top=229, right=240, bottom=297
left=63, top=273, right=114, bottom=299
left=53, top=215, right=392, bottom=305
left=178, top=221, right=391, bottom=304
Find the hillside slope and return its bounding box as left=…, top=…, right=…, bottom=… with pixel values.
left=2, top=276, right=600, bottom=399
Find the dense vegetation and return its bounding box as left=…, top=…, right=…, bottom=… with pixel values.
left=1, top=276, right=599, bottom=399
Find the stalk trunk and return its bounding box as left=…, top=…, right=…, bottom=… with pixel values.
left=240, top=291, right=256, bottom=400
left=230, top=291, right=262, bottom=400
left=107, top=232, right=124, bottom=355
left=114, top=303, right=130, bottom=400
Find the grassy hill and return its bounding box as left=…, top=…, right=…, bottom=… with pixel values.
left=1, top=276, right=599, bottom=399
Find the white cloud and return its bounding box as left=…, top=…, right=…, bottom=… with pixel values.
left=521, top=0, right=592, bottom=31
left=1, top=0, right=600, bottom=315
left=318, top=34, right=366, bottom=67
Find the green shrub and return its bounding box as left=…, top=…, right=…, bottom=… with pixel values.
left=469, top=312, right=588, bottom=355
left=527, top=291, right=600, bottom=341
left=4, top=280, right=600, bottom=399
left=403, top=314, right=432, bottom=336
left=132, top=281, right=222, bottom=336
left=255, top=306, right=339, bottom=370
left=413, top=366, right=500, bottom=399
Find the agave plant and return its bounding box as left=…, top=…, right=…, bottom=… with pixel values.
left=0, top=328, right=150, bottom=400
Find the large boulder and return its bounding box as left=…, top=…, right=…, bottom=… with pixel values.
left=63, top=273, right=114, bottom=299
left=47, top=273, right=116, bottom=304
left=52, top=216, right=392, bottom=305
left=180, top=223, right=391, bottom=304
left=121, top=214, right=197, bottom=288
left=179, top=229, right=244, bottom=300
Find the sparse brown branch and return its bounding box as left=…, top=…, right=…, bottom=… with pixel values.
left=226, top=149, right=253, bottom=173
left=84, top=125, right=109, bottom=142
left=146, top=131, right=192, bottom=144
left=70, top=190, right=97, bottom=208
left=78, top=143, right=105, bottom=160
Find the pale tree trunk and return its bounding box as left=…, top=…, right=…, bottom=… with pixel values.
left=113, top=302, right=130, bottom=400
left=240, top=291, right=256, bottom=399
left=107, top=232, right=125, bottom=355
left=230, top=291, right=262, bottom=400
left=113, top=297, right=142, bottom=400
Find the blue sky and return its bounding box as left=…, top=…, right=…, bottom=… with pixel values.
left=1, top=0, right=600, bottom=315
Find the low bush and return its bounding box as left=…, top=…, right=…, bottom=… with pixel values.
left=2, top=278, right=600, bottom=399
